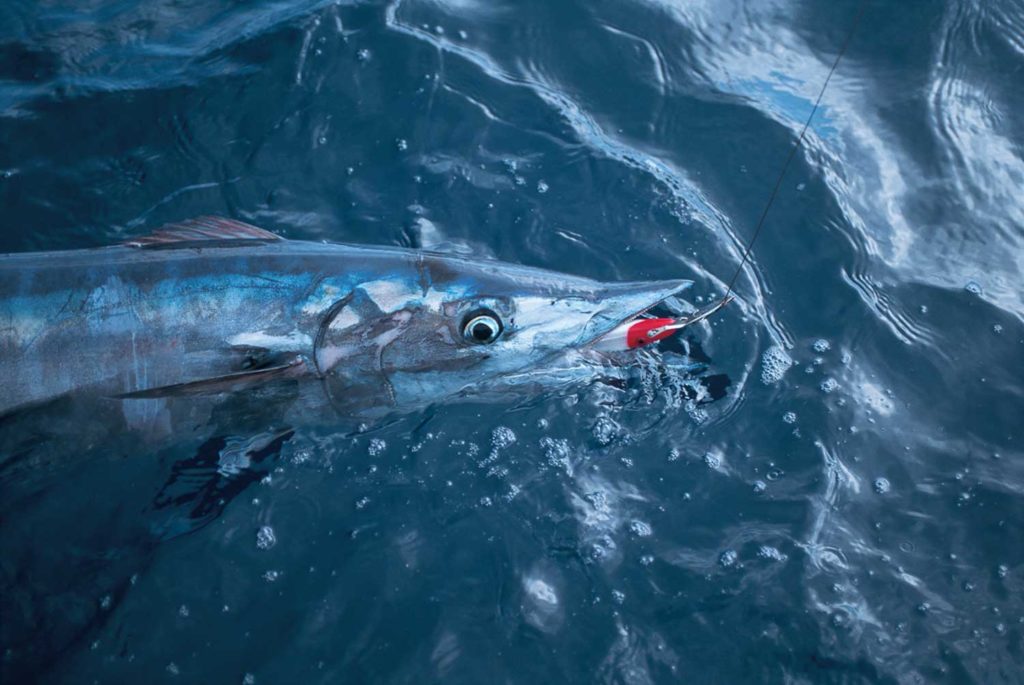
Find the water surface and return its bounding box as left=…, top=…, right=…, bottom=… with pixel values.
left=1, top=0, right=1022, bottom=682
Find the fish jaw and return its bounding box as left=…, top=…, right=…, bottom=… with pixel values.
left=579, top=279, right=691, bottom=348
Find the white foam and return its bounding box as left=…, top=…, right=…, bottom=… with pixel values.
left=760, top=345, right=793, bottom=384
left=524, top=577, right=558, bottom=606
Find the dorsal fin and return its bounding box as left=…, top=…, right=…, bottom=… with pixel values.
left=124, top=216, right=282, bottom=248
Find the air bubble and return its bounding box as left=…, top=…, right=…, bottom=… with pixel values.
left=100, top=595, right=112, bottom=610
left=263, top=570, right=281, bottom=582
left=356, top=48, right=371, bottom=62
left=591, top=416, right=621, bottom=445
left=813, top=339, right=831, bottom=353
left=167, top=662, right=180, bottom=676
left=757, top=545, right=786, bottom=562
left=491, top=426, right=516, bottom=450
left=997, top=564, right=1009, bottom=578
left=760, top=345, right=793, bottom=384
left=873, top=478, right=891, bottom=494
left=537, top=180, right=549, bottom=194
left=703, top=452, right=721, bottom=469
left=256, top=526, right=276, bottom=550
left=965, top=281, right=982, bottom=295
left=629, top=520, right=652, bottom=537
left=753, top=480, right=767, bottom=494
left=395, top=139, right=408, bottom=151
left=540, top=437, right=572, bottom=474
left=243, top=674, right=256, bottom=685
left=820, top=378, right=839, bottom=393
left=178, top=605, right=190, bottom=618
left=611, top=590, right=626, bottom=604
left=719, top=549, right=738, bottom=567
left=782, top=411, right=797, bottom=424
left=368, top=438, right=386, bottom=457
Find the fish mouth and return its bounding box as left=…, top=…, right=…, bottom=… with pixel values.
left=579, top=279, right=692, bottom=347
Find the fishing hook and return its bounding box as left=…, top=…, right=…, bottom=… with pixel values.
left=644, top=295, right=734, bottom=339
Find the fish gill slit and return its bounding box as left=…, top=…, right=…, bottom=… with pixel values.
left=312, top=290, right=355, bottom=377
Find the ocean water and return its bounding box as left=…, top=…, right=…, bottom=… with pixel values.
left=1, top=0, right=1022, bottom=682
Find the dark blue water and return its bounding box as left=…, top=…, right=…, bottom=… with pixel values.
left=2, top=0, right=1023, bottom=682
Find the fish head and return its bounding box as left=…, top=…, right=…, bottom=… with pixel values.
left=315, top=254, right=690, bottom=412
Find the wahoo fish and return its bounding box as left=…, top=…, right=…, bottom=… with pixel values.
left=0, top=217, right=696, bottom=419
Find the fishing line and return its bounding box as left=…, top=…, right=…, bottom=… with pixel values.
left=643, top=1, right=868, bottom=342
left=718, top=0, right=869, bottom=306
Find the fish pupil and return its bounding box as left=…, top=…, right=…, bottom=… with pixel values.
left=472, top=322, right=494, bottom=341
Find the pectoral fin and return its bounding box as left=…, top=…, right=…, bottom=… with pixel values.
left=115, top=357, right=310, bottom=400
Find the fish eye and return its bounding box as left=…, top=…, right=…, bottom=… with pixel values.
left=462, top=309, right=503, bottom=344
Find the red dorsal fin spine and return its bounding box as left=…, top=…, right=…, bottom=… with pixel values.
left=124, top=216, right=282, bottom=248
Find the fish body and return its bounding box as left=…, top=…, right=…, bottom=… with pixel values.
left=0, top=217, right=689, bottom=418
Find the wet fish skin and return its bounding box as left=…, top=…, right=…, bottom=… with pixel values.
left=0, top=219, right=689, bottom=418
